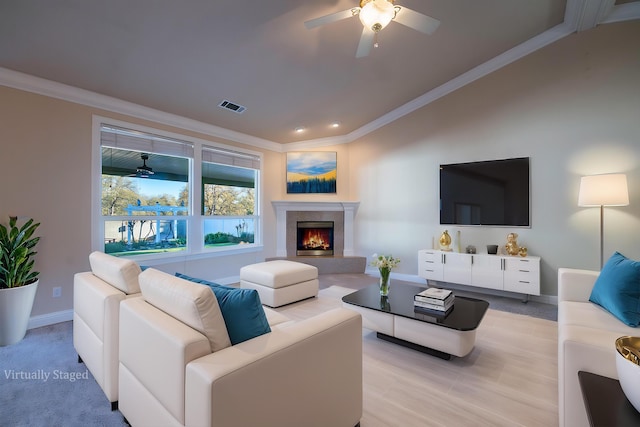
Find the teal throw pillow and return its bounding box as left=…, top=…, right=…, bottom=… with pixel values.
left=175, top=273, right=271, bottom=344
left=589, top=252, right=640, bottom=327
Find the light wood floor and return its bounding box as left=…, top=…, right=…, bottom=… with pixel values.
left=274, top=279, right=559, bottom=427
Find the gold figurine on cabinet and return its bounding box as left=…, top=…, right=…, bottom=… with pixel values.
left=505, top=232, right=520, bottom=256
left=439, top=230, right=452, bottom=251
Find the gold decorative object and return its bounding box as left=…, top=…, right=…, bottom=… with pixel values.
left=617, top=336, right=640, bottom=366
left=518, top=247, right=528, bottom=257
left=505, top=232, right=520, bottom=256
left=439, top=230, right=452, bottom=251
left=615, top=336, right=640, bottom=413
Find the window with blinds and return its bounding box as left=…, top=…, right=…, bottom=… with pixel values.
left=97, top=121, right=261, bottom=258
left=201, top=146, right=259, bottom=248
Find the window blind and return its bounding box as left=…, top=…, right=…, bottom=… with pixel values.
left=202, top=146, right=260, bottom=170
left=100, top=125, right=194, bottom=158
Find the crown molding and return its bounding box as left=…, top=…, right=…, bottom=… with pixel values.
left=281, top=134, right=352, bottom=151
left=318, top=22, right=573, bottom=147
left=2, top=0, right=636, bottom=153
left=0, top=67, right=282, bottom=153
left=566, top=0, right=615, bottom=31
left=283, top=0, right=639, bottom=150
left=601, top=1, right=640, bottom=24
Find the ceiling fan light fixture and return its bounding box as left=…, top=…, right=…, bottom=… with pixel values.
left=359, top=0, right=396, bottom=32
left=136, top=153, right=154, bottom=178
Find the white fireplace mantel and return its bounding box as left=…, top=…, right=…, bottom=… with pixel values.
left=271, top=201, right=360, bottom=257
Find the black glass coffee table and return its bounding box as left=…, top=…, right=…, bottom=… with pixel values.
left=342, top=283, right=489, bottom=359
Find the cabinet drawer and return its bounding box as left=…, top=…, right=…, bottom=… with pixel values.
left=504, top=258, right=540, bottom=274
left=504, top=257, right=540, bottom=295
left=505, top=269, right=539, bottom=285
left=418, top=250, right=443, bottom=280
left=504, top=276, right=540, bottom=295
left=419, top=250, right=440, bottom=263
left=417, top=250, right=541, bottom=296
left=419, top=265, right=443, bottom=280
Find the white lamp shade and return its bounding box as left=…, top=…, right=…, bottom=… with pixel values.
left=578, top=173, right=629, bottom=207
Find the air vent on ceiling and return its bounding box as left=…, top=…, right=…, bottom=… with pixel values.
left=219, top=99, right=246, bottom=114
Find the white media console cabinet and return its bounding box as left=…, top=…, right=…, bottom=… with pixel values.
left=418, top=249, right=540, bottom=298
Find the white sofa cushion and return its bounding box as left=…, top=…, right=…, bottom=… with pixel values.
left=139, top=268, right=231, bottom=352
left=89, top=251, right=141, bottom=294
left=559, top=301, right=640, bottom=336
left=240, top=260, right=318, bottom=288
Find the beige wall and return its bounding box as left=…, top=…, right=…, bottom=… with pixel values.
left=1, top=88, right=93, bottom=316
left=1, top=20, right=638, bottom=320
left=347, top=20, right=640, bottom=296
left=0, top=87, right=280, bottom=317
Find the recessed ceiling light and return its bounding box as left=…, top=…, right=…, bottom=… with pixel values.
left=295, top=126, right=305, bottom=133
left=330, top=121, right=341, bottom=128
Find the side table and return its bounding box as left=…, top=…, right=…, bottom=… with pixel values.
left=578, top=371, right=640, bottom=427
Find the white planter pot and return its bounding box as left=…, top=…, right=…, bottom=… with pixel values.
left=0, top=280, right=39, bottom=346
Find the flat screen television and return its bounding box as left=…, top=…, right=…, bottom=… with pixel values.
left=440, top=157, right=530, bottom=227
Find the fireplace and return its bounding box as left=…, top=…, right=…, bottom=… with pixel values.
left=296, top=221, right=334, bottom=256
left=272, top=201, right=359, bottom=257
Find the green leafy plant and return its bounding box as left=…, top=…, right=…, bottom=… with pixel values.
left=0, top=216, right=40, bottom=289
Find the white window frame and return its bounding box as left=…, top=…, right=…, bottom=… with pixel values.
left=92, top=115, right=263, bottom=262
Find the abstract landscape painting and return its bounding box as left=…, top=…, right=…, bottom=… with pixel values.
left=286, top=152, right=337, bottom=193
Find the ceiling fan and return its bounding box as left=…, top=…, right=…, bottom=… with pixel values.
left=304, top=0, right=440, bottom=58
left=134, top=153, right=154, bottom=178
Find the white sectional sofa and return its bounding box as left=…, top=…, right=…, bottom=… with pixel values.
left=118, top=268, right=363, bottom=427
left=558, top=267, right=639, bottom=427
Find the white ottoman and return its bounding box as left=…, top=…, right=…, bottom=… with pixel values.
left=240, top=260, right=319, bottom=308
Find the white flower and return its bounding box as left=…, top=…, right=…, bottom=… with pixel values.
left=369, top=253, right=400, bottom=270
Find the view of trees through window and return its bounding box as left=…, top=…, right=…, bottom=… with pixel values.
left=99, top=123, right=260, bottom=258
left=102, top=176, right=189, bottom=216
left=101, top=168, right=257, bottom=257
left=202, top=183, right=255, bottom=248
left=102, top=165, right=190, bottom=255
left=203, top=184, right=254, bottom=216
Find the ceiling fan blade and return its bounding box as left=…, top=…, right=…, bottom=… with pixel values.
left=304, top=8, right=359, bottom=30
left=393, top=7, right=440, bottom=35
left=355, top=28, right=375, bottom=58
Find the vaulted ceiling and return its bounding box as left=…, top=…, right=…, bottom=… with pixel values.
left=0, top=0, right=638, bottom=148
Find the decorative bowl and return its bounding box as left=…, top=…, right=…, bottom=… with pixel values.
left=615, top=336, right=640, bottom=412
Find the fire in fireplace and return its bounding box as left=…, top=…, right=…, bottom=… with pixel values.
left=296, top=221, right=334, bottom=256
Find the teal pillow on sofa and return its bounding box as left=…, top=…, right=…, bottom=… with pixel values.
left=589, top=252, right=640, bottom=327
left=175, top=273, right=271, bottom=344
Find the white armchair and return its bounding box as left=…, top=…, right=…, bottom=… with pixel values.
left=118, top=268, right=363, bottom=427
left=73, top=251, right=141, bottom=410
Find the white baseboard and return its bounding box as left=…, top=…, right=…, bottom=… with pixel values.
left=28, top=309, right=73, bottom=330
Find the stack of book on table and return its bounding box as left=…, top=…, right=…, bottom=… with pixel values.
left=414, top=288, right=454, bottom=315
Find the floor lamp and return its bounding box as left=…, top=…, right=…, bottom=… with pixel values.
left=578, top=173, right=629, bottom=269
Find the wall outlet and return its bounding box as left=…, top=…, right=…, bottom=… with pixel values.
left=52, top=287, right=62, bottom=298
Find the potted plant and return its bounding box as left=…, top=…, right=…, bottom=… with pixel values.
left=0, top=216, right=41, bottom=346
